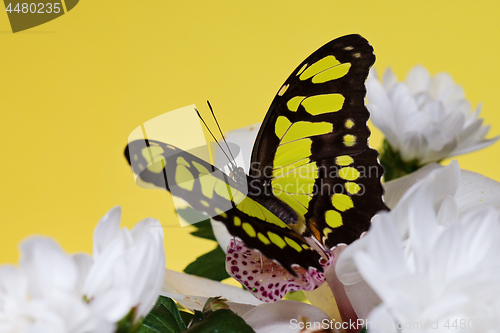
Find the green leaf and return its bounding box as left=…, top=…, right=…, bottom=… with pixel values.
left=138, top=296, right=186, bottom=333
left=380, top=139, right=423, bottom=182
left=177, top=208, right=216, bottom=241
left=157, top=296, right=187, bottom=331
left=116, top=308, right=140, bottom=333
left=179, top=207, right=230, bottom=281
left=190, top=219, right=217, bottom=241
left=178, top=311, right=194, bottom=328
left=358, top=326, right=367, bottom=333
left=184, top=246, right=230, bottom=281
left=189, top=310, right=205, bottom=327
left=184, top=309, right=255, bottom=333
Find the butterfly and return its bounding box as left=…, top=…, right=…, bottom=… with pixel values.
left=125, top=34, right=387, bottom=275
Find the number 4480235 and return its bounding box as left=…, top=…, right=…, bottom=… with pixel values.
left=5, top=3, right=61, bottom=14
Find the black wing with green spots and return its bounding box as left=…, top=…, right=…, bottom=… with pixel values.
left=247, top=34, right=387, bottom=249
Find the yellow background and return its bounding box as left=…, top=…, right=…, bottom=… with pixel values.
left=1, top=1, right=499, bottom=271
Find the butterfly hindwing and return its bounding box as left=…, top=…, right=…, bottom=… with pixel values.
left=308, top=148, right=387, bottom=248
left=219, top=207, right=323, bottom=274
left=124, top=140, right=322, bottom=274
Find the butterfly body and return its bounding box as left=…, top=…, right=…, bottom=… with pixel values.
left=125, top=34, right=387, bottom=275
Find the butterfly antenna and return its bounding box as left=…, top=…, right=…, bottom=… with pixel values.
left=195, top=108, right=236, bottom=169
left=207, top=101, right=236, bottom=163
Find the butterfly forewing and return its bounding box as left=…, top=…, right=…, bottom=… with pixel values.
left=247, top=34, right=387, bottom=249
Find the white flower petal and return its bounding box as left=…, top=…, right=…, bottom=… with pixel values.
left=163, top=269, right=261, bottom=303
left=242, top=300, right=330, bottom=333
left=400, top=132, right=424, bottom=161
left=454, top=134, right=500, bottom=156
left=344, top=280, right=380, bottom=320
left=365, top=305, right=398, bottom=333
left=367, top=75, right=394, bottom=118
left=130, top=217, right=164, bottom=242
left=128, top=222, right=165, bottom=318
left=390, top=84, right=419, bottom=121
left=436, top=195, right=459, bottom=226
left=429, top=72, right=458, bottom=100
left=72, top=253, right=93, bottom=294
left=356, top=215, right=407, bottom=280
left=382, top=67, right=398, bottom=91
left=389, top=162, right=460, bottom=237
left=20, top=237, right=79, bottom=299
left=455, top=169, right=500, bottom=214
left=92, top=206, right=122, bottom=258
left=405, top=65, right=430, bottom=95
left=43, top=294, right=94, bottom=333
left=83, top=235, right=126, bottom=298
left=383, top=163, right=442, bottom=209
left=428, top=110, right=465, bottom=151
left=85, top=210, right=165, bottom=323
left=0, top=265, right=28, bottom=303
left=89, top=287, right=133, bottom=323
left=162, top=269, right=262, bottom=315
left=335, top=237, right=369, bottom=286
left=210, top=219, right=232, bottom=254
left=367, top=78, right=399, bottom=146
left=420, top=140, right=458, bottom=165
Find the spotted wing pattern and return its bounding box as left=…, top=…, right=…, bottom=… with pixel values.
left=125, top=140, right=323, bottom=274
left=248, top=34, right=387, bottom=249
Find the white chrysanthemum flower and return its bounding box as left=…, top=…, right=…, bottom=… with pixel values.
left=336, top=163, right=500, bottom=332
left=367, top=65, right=498, bottom=166
left=0, top=240, right=98, bottom=333
left=83, top=206, right=166, bottom=323
left=360, top=210, right=500, bottom=333
left=0, top=206, right=166, bottom=332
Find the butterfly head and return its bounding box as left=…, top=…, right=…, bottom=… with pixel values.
left=229, top=166, right=247, bottom=186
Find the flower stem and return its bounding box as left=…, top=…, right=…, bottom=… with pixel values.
left=325, top=266, right=360, bottom=333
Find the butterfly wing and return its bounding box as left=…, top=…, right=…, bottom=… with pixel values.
left=124, top=139, right=322, bottom=273
left=248, top=34, right=388, bottom=249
